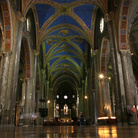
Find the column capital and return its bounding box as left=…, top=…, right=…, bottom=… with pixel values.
left=47, top=81, right=49, bottom=84
left=17, top=11, right=26, bottom=22
left=41, top=69, right=45, bottom=74
left=33, top=50, right=39, bottom=56
left=120, top=49, right=131, bottom=57
left=25, top=77, right=31, bottom=82
left=104, top=12, right=114, bottom=23
left=2, top=51, right=12, bottom=56
left=92, top=49, right=98, bottom=56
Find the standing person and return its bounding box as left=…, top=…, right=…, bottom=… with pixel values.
left=131, top=105, right=138, bottom=124
left=79, top=112, right=83, bottom=125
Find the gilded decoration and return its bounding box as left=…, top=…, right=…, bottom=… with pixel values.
left=120, top=0, right=131, bottom=50
left=1, top=0, right=11, bottom=51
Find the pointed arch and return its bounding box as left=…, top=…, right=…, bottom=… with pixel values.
left=119, top=0, right=131, bottom=50
left=1, top=0, right=12, bottom=51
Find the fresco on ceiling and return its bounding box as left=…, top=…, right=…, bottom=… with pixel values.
left=35, top=4, right=55, bottom=28
left=52, top=66, right=78, bottom=76
left=45, top=38, right=58, bottom=46
left=52, top=0, right=76, bottom=3
left=71, top=57, right=81, bottom=67
left=53, top=59, right=76, bottom=67
left=51, top=42, right=79, bottom=54
left=53, top=43, right=79, bottom=53
left=45, top=38, right=58, bottom=53
left=53, top=51, right=78, bottom=57
left=71, top=38, right=85, bottom=53
left=74, top=4, right=95, bottom=29
left=49, top=55, right=81, bottom=67
left=46, top=15, right=83, bottom=30
left=57, top=29, right=73, bottom=36
left=47, top=28, right=82, bottom=36
left=49, top=57, right=59, bottom=66
left=58, top=43, right=72, bottom=48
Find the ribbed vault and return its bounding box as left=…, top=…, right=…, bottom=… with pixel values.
left=30, top=0, right=103, bottom=92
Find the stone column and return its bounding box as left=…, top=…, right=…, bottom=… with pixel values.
left=120, top=51, right=136, bottom=105
left=105, top=14, right=122, bottom=123
left=8, top=16, right=24, bottom=125
left=102, top=78, right=112, bottom=116
left=84, top=76, right=88, bottom=117
left=48, top=88, right=54, bottom=121
left=35, top=90, right=42, bottom=125
left=0, top=52, right=11, bottom=124
left=20, top=79, right=26, bottom=107
left=78, top=88, right=83, bottom=114
left=46, top=81, right=50, bottom=102
left=98, top=78, right=104, bottom=116
left=31, top=50, right=39, bottom=116
left=40, top=69, right=45, bottom=108
left=93, top=50, right=98, bottom=125
left=76, top=93, right=79, bottom=117
left=82, top=80, right=85, bottom=114
left=24, top=78, right=31, bottom=125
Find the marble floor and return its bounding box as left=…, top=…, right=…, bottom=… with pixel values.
left=0, top=125, right=138, bottom=138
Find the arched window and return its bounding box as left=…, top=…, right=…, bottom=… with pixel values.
left=26, top=17, right=31, bottom=32
left=100, top=18, right=104, bottom=33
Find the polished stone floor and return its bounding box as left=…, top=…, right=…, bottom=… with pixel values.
left=0, top=125, right=138, bottom=138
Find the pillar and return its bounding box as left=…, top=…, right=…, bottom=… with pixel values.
left=105, top=14, right=122, bottom=123
left=8, top=20, right=24, bottom=125
left=47, top=88, right=54, bottom=121
left=0, top=52, right=11, bottom=124
left=76, top=93, right=79, bottom=117
left=78, top=88, right=83, bottom=114
left=40, top=70, right=45, bottom=108
left=120, top=50, right=136, bottom=105
left=121, top=50, right=137, bottom=124
left=24, top=78, right=31, bottom=125
left=46, top=81, right=50, bottom=102
left=102, top=78, right=112, bottom=116
left=31, top=50, right=39, bottom=116
left=20, top=79, right=26, bottom=107
left=93, top=50, right=98, bottom=125
left=84, top=76, right=88, bottom=117
left=35, top=90, right=42, bottom=125
left=98, top=78, right=104, bottom=116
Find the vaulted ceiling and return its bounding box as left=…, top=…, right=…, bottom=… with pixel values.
left=26, top=0, right=106, bottom=91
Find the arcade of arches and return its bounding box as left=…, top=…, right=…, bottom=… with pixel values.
left=0, top=0, right=138, bottom=126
